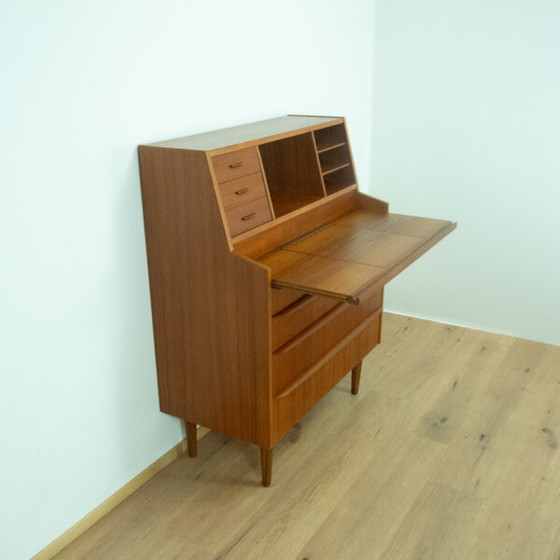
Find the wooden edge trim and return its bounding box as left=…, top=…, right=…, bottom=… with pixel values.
left=356, top=192, right=389, bottom=213
left=232, top=184, right=358, bottom=246
left=274, top=309, right=382, bottom=399
left=207, top=118, right=345, bottom=156
left=204, top=151, right=235, bottom=251
left=30, top=427, right=211, bottom=560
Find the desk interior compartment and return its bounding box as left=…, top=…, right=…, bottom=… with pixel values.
left=259, top=133, right=326, bottom=217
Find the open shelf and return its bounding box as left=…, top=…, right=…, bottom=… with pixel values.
left=259, top=133, right=326, bottom=216
left=321, top=162, right=351, bottom=176
left=316, top=140, right=347, bottom=153
left=323, top=165, right=356, bottom=195
left=314, top=124, right=348, bottom=152
left=319, top=144, right=352, bottom=175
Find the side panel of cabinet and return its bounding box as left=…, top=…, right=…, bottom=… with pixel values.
left=138, top=147, right=272, bottom=447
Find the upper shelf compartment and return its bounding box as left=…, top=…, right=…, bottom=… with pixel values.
left=259, top=132, right=326, bottom=218
left=203, top=116, right=360, bottom=239
left=314, top=123, right=348, bottom=152
left=313, top=124, right=356, bottom=194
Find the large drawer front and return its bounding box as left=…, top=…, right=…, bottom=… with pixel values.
left=272, top=286, right=382, bottom=395
left=271, top=312, right=381, bottom=443
left=271, top=286, right=307, bottom=315
left=272, top=293, right=339, bottom=352
left=212, top=147, right=262, bottom=183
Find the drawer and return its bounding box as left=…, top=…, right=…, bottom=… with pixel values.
left=271, top=313, right=382, bottom=442
left=272, top=286, right=383, bottom=395
left=212, top=147, right=262, bottom=183
left=225, top=196, right=272, bottom=236
left=272, top=293, right=339, bottom=352
left=271, top=286, right=307, bottom=316
left=218, top=172, right=267, bottom=210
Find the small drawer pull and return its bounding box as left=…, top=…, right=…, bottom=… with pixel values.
left=241, top=213, right=256, bottom=221
left=229, top=162, right=244, bottom=169
left=235, top=188, right=250, bottom=195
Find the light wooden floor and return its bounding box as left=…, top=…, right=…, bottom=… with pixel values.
left=53, top=314, right=560, bottom=560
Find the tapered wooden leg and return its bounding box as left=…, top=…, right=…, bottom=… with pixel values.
left=351, top=362, right=363, bottom=395
left=186, top=422, right=198, bottom=458
left=260, top=447, right=273, bottom=487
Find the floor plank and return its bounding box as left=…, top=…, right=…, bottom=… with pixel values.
left=51, top=313, right=560, bottom=560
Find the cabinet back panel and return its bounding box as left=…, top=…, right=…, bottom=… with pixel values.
left=259, top=133, right=325, bottom=216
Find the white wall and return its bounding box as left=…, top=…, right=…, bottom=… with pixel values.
left=0, top=2, right=375, bottom=559
left=373, top=0, right=560, bottom=346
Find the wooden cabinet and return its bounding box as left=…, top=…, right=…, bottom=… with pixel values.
left=138, top=115, right=456, bottom=486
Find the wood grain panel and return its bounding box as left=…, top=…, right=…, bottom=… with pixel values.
left=259, top=132, right=326, bottom=215
left=138, top=146, right=272, bottom=447
left=337, top=209, right=453, bottom=238
left=260, top=249, right=384, bottom=304
left=147, top=115, right=343, bottom=151
left=272, top=286, right=382, bottom=396
left=287, top=224, right=423, bottom=268
left=212, top=146, right=261, bottom=183
left=233, top=188, right=360, bottom=259
left=138, top=115, right=456, bottom=486
left=271, top=294, right=339, bottom=351
left=218, top=172, right=267, bottom=209
left=225, top=196, right=272, bottom=236
left=260, top=208, right=456, bottom=304
left=271, top=312, right=381, bottom=443
left=271, top=286, right=309, bottom=315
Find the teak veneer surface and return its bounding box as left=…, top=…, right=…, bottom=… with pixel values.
left=138, top=146, right=271, bottom=447
left=260, top=209, right=455, bottom=304
left=147, top=115, right=340, bottom=152
left=138, top=114, right=455, bottom=485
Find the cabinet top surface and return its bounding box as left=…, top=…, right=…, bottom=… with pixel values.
left=143, top=115, right=342, bottom=151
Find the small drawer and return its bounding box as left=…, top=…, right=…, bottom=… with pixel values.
left=225, top=196, right=272, bottom=236
left=212, top=147, right=262, bottom=183
left=218, top=172, right=267, bottom=210
left=272, top=294, right=339, bottom=351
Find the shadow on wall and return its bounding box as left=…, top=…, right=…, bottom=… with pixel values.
left=112, top=151, right=185, bottom=475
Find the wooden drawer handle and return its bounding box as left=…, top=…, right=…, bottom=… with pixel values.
left=241, top=212, right=256, bottom=221
left=272, top=294, right=313, bottom=318
left=274, top=302, right=345, bottom=354
left=229, top=162, right=244, bottom=169
left=235, top=188, right=250, bottom=195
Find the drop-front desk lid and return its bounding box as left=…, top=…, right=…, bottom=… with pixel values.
left=259, top=209, right=456, bottom=305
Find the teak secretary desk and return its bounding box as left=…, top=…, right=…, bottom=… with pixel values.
left=138, top=115, right=455, bottom=486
